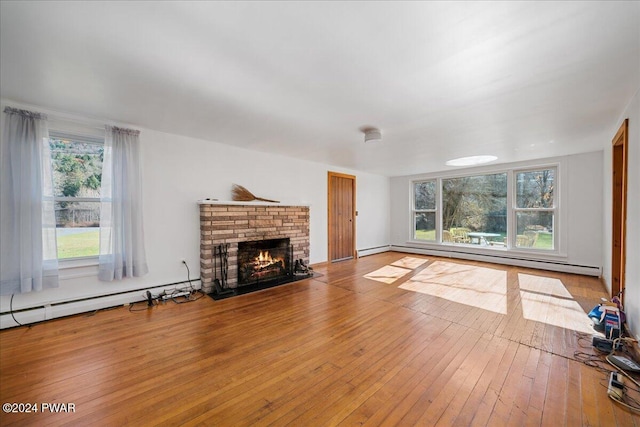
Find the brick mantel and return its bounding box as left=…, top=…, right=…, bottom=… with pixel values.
left=199, top=201, right=310, bottom=294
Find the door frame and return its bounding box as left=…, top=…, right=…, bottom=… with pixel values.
left=328, top=171, right=357, bottom=262
left=611, top=118, right=628, bottom=301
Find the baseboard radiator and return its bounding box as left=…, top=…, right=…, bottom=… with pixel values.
left=389, top=245, right=601, bottom=276
left=0, top=280, right=201, bottom=329
left=358, top=245, right=601, bottom=277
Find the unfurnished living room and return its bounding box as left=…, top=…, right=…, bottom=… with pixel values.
left=1, top=1, right=639, bottom=426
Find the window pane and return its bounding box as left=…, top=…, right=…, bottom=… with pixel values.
left=50, top=137, right=103, bottom=198
left=516, top=169, right=554, bottom=208
left=442, top=173, right=507, bottom=245
left=55, top=201, right=100, bottom=259
left=414, top=212, right=435, bottom=241
left=50, top=136, right=103, bottom=259
left=414, top=181, right=436, bottom=210
left=516, top=211, right=554, bottom=249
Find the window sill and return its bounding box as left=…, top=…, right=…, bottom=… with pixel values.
left=58, top=257, right=99, bottom=280
left=59, top=257, right=99, bottom=269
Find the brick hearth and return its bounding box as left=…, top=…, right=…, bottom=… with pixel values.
left=199, top=201, right=310, bottom=293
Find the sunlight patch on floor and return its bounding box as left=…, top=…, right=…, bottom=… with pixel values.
left=391, top=257, right=428, bottom=270
left=363, top=257, right=427, bottom=284
left=364, top=265, right=415, bottom=284
left=518, top=273, right=594, bottom=334
left=399, top=261, right=507, bottom=314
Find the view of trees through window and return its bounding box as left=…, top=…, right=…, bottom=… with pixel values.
left=442, top=173, right=507, bottom=246
left=50, top=135, right=103, bottom=259
left=515, top=169, right=555, bottom=249
left=414, top=180, right=436, bottom=240
left=413, top=167, right=556, bottom=250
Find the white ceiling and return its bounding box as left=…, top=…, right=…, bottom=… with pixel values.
left=1, top=1, right=639, bottom=177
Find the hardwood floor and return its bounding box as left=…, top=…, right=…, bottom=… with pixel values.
left=1, top=252, right=638, bottom=426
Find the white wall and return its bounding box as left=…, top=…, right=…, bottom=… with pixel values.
left=0, top=102, right=390, bottom=327
left=603, top=89, right=639, bottom=338
left=390, top=152, right=604, bottom=273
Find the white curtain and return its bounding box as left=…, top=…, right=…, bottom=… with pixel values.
left=98, top=125, right=148, bottom=281
left=0, top=107, right=59, bottom=295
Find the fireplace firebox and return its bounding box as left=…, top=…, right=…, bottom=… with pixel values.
left=237, top=238, right=292, bottom=286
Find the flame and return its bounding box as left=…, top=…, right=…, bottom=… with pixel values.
left=254, top=250, right=282, bottom=269
left=258, top=250, right=271, bottom=262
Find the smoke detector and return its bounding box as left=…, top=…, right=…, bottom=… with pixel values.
left=362, top=127, right=382, bottom=143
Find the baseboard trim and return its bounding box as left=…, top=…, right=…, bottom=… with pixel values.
left=357, top=245, right=391, bottom=257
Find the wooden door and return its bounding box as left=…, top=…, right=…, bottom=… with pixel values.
left=611, top=119, right=628, bottom=301
left=328, top=172, right=356, bottom=262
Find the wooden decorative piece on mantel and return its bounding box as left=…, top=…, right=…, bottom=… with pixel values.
left=231, top=184, right=280, bottom=203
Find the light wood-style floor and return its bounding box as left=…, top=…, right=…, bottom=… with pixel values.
left=1, top=252, right=639, bottom=426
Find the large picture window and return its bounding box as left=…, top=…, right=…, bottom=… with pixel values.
left=442, top=173, right=507, bottom=246
left=50, top=132, right=104, bottom=259
left=411, top=165, right=557, bottom=252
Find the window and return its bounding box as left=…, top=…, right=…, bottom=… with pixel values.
left=413, top=180, right=436, bottom=241
left=50, top=132, right=104, bottom=259
left=442, top=173, right=507, bottom=246
left=410, top=165, right=558, bottom=252
left=514, top=168, right=555, bottom=250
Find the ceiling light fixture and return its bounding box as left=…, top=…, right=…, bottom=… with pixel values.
left=445, top=155, right=497, bottom=167
left=362, top=127, right=382, bottom=143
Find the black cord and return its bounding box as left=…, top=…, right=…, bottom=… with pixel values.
left=573, top=351, right=617, bottom=374
left=129, top=261, right=203, bottom=312
left=601, top=380, right=640, bottom=412
left=172, top=288, right=204, bottom=304
left=129, top=296, right=158, bottom=312
left=174, top=260, right=204, bottom=302
left=10, top=293, right=25, bottom=327
left=183, top=260, right=194, bottom=291
left=576, top=334, right=594, bottom=349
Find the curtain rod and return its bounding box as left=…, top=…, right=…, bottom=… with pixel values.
left=0, top=99, right=138, bottom=132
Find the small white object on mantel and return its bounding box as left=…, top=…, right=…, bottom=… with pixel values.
left=197, top=199, right=310, bottom=206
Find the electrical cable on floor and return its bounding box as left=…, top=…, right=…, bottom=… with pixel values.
left=128, top=260, right=203, bottom=312
left=400, top=300, right=628, bottom=375
left=173, top=260, right=204, bottom=303
left=404, top=305, right=640, bottom=408
left=576, top=333, right=595, bottom=349
left=580, top=334, right=640, bottom=412
left=84, top=305, right=120, bottom=317
left=573, top=351, right=618, bottom=374
left=129, top=292, right=158, bottom=312
left=606, top=354, right=640, bottom=389
left=356, top=282, right=640, bottom=400
left=602, top=380, right=640, bottom=412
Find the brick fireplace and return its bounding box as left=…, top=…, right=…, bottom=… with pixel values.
left=199, top=201, right=310, bottom=294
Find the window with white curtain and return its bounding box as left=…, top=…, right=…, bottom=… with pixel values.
left=1, top=106, right=59, bottom=295
left=98, top=125, right=148, bottom=281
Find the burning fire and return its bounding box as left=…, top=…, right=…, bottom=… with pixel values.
left=256, top=250, right=273, bottom=266
left=239, top=246, right=288, bottom=283
left=254, top=250, right=284, bottom=269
